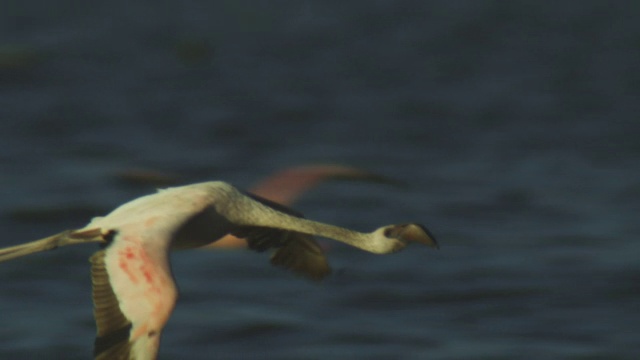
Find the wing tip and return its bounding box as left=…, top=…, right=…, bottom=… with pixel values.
left=270, top=237, right=332, bottom=282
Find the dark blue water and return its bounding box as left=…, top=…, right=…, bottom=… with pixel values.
left=1, top=1, right=639, bottom=359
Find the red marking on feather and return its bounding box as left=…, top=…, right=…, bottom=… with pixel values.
left=116, top=246, right=142, bottom=284
left=131, top=323, right=149, bottom=340
left=119, top=246, right=136, bottom=258
left=118, top=258, right=139, bottom=284
left=142, top=267, right=154, bottom=284
left=134, top=248, right=157, bottom=286
left=144, top=216, right=158, bottom=228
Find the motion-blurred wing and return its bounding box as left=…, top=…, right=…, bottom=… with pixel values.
left=90, top=250, right=133, bottom=359
left=270, top=232, right=330, bottom=281
left=233, top=226, right=331, bottom=281
left=233, top=193, right=331, bottom=281
left=90, top=239, right=175, bottom=360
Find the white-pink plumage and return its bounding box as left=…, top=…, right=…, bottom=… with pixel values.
left=0, top=181, right=437, bottom=359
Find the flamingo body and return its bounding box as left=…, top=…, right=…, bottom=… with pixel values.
left=0, top=181, right=438, bottom=359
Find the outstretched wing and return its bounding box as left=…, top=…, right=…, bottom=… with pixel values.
left=269, top=232, right=330, bottom=281
left=89, top=232, right=178, bottom=360
left=232, top=193, right=331, bottom=281
left=90, top=250, right=133, bottom=360
left=231, top=225, right=331, bottom=281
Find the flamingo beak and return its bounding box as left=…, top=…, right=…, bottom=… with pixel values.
left=390, top=223, right=439, bottom=249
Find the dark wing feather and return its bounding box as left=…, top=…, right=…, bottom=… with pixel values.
left=232, top=226, right=331, bottom=281
left=90, top=250, right=133, bottom=360
left=233, top=193, right=331, bottom=281
left=270, top=232, right=330, bottom=281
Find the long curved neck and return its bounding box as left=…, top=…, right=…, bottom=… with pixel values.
left=214, top=184, right=380, bottom=253
left=268, top=215, right=374, bottom=251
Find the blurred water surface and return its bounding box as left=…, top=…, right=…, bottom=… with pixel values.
left=1, top=1, right=639, bottom=359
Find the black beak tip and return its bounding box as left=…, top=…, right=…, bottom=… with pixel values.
left=414, top=223, right=439, bottom=249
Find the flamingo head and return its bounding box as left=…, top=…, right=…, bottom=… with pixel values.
left=370, top=223, right=438, bottom=254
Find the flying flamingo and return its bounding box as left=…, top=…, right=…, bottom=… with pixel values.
left=0, top=181, right=437, bottom=360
